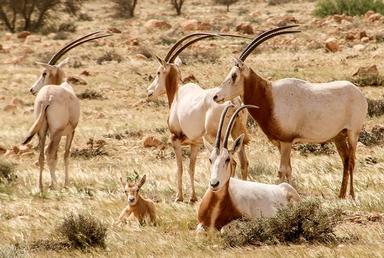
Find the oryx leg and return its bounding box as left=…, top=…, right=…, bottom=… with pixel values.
left=64, top=130, right=75, bottom=188
left=347, top=130, right=359, bottom=200
left=46, top=132, right=61, bottom=189
left=334, top=131, right=350, bottom=199
left=237, top=145, right=249, bottom=180
left=37, top=126, right=48, bottom=191
left=171, top=136, right=183, bottom=202
left=188, top=144, right=199, bottom=203
left=278, top=142, right=293, bottom=183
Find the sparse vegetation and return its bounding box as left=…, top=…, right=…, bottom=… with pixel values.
left=96, top=50, right=123, bottom=64
left=351, top=74, right=384, bottom=87
left=71, top=138, right=108, bottom=159
left=222, top=199, right=343, bottom=247
left=214, top=0, right=239, bottom=11
left=367, top=98, right=384, bottom=117
left=295, top=143, right=335, bottom=156
left=0, top=0, right=84, bottom=32
left=0, top=160, right=16, bottom=184
left=77, top=89, right=105, bottom=100
left=112, top=0, right=138, bottom=18
left=314, top=0, right=384, bottom=17
left=57, top=213, right=107, bottom=249
left=359, top=125, right=384, bottom=146
left=171, top=0, right=185, bottom=15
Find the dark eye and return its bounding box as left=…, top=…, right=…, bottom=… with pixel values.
left=225, top=158, right=230, bottom=164
left=209, top=158, right=212, bottom=164
left=157, top=71, right=160, bottom=75
left=42, top=72, right=47, bottom=77
left=124, top=190, right=127, bottom=194
left=231, top=73, right=237, bottom=81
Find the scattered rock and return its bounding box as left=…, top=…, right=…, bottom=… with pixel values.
left=236, top=23, right=254, bottom=35
left=80, top=70, right=91, bottom=76
left=24, top=35, right=41, bottom=44
left=325, top=38, right=339, bottom=52
left=182, top=74, right=199, bottom=84
left=345, top=32, right=355, bottom=41
left=353, top=44, right=366, bottom=51
left=3, top=104, right=17, bottom=112
left=144, top=19, right=172, bottom=31
left=276, top=15, right=298, bottom=27
left=67, top=76, right=87, bottom=85
left=366, top=12, right=382, bottom=22
left=17, top=31, right=31, bottom=39
left=0, top=145, right=6, bottom=155
left=134, top=54, right=148, bottom=60
left=361, top=37, right=370, bottom=43
left=143, top=136, right=164, bottom=149
left=108, top=27, right=122, bottom=33
left=11, top=97, right=24, bottom=106
left=353, top=65, right=379, bottom=77
left=181, top=19, right=200, bottom=31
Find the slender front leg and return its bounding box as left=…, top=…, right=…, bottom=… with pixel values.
left=171, top=136, right=184, bottom=202
left=188, top=144, right=199, bottom=203
left=237, top=144, right=249, bottom=180
left=347, top=131, right=359, bottom=200
left=37, top=130, right=47, bottom=192
left=278, top=142, right=293, bottom=183
left=46, top=132, right=61, bottom=189
left=64, top=131, right=75, bottom=188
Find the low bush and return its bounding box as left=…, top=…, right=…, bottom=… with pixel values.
left=0, top=160, right=16, bottom=184
left=112, top=0, right=138, bottom=18
left=222, top=199, right=342, bottom=247
left=367, top=98, right=384, bottom=117
left=295, top=143, right=335, bottom=156
left=314, top=0, right=384, bottom=17
left=96, top=51, right=123, bottom=65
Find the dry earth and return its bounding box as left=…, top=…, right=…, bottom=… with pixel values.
left=0, top=0, right=383, bottom=257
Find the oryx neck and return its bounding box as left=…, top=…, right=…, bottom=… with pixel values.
left=165, top=65, right=181, bottom=108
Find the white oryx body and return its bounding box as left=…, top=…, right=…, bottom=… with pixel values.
left=213, top=26, right=368, bottom=199
left=147, top=64, right=249, bottom=203
left=22, top=31, right=111, bottom=192
left=196, top=105, right=300, bottom=232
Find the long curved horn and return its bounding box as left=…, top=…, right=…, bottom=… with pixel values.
left=239, top=29, right=300, bottom=61
left=239, top=25, right=299, bottom=61
left=48, top=31, right=112, bottom=65
left=168, top=33, right=251, bottom=63
left=223, top=105, right=259, bottom=149
left=214, top=103, right=235, bottom=150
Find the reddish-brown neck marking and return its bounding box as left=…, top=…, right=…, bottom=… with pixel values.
left=165, top=65, right=180, bottom=108
left=197, top=181, right=242, bottom=230
left=242, top=69, right=291, bottom=142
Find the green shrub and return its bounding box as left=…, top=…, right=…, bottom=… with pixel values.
left=314, top=0, right=384, bottom=17
left=57, top=213, right=107, bottom=250
left=222, top=199, right=343, bottom=247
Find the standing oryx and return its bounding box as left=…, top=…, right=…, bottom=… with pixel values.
left=147, top=33, right=251, bottom=203
left=213, top=25, right=368, bottom=199
left=22, top=31, right=111, bottom=192
left=196, top=105, right=300, bottom=232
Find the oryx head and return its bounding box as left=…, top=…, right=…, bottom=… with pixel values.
left=120, top=174, right=146, bottom=206
left=30, top=31, right=112, bottom=95
left=204, top=104, right=258, bottom=191
left=147, top=32, right=252, bottom=100
left=213, top=25, right=301, bottom=103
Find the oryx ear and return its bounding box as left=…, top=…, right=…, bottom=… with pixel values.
left=57, top=57, right=70, bottom=68
left=35, top=62, right=56, bottom=70
left=203, top=137, right=213, bottom=153
left=154, top=54, right=166, bottom=67
left=138, top=175, right=146, bottom=188
left=231, top=134, right=245, bottom=154
left=233, top=57, right=244, bottom=69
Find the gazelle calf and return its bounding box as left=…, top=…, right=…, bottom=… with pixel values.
left=196, top=105, right=300, bottom=232
left=22, top=31, right=111, bottom=191
left=213, top=26, right=368, bottom=199
left=118, top=175, right=156, bottom=225
left=147, top=32, right=251, bottom=203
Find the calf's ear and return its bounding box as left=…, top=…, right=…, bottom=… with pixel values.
left=138, top=175, right=146, bottom=188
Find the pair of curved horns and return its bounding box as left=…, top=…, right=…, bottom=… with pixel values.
left=165, top=32, right=251, bottom=64
left=239, top=25, right=301, bottom=61
left=48, top=31, right=112, bottom=65
left=214, top=104, right=258, bottom=150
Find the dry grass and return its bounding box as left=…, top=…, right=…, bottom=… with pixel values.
left=0, top=0, right=384, bottom=257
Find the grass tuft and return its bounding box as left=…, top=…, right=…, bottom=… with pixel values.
left=222, top=199, right=343, bottom=247
left=57, top=213, right=107, bottom=250
left=314, top=0, right=384, bottom=17
left=0, top=160, right=16, bottom=184
left=359, top=125, right=384, bottom=146
left=295, top=143, right=335, bottom=156
left=367, top=98, right=384, bottom=117
left=77, top=89, right=105, bottom=100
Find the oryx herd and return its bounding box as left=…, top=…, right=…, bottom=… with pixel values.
left=23, top=25, right=368, bottom=231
